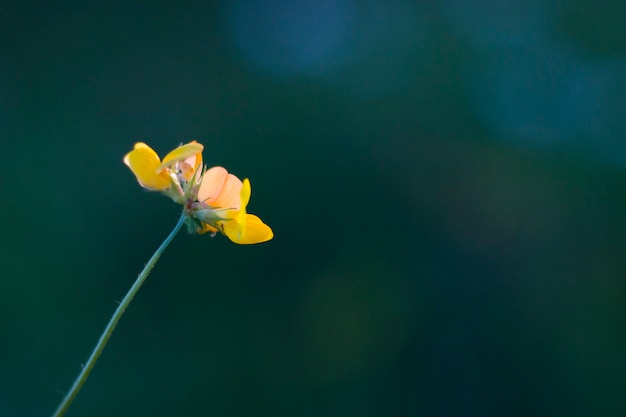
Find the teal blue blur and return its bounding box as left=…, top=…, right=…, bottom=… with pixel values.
left=1, top=1, right=625, bottom=416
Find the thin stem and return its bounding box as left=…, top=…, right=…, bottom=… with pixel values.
left=52, top=212, right=187, bottom=417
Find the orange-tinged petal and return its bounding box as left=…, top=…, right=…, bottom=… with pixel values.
left=123, top=143, right=171, bottom=190
left=159, top=141, right=204, bottom=171
left=178, top=151, right=203, bottom=182
left=198, top=166, right=228, bottom=203
left=214, top=174, right=243, bottom=209
left=189, top=151, right=203, bottom=180
left=198, top=166, right=243, bottom=209
left=197, top=222, right=219, bottom=235
left=222, top=214, right=273, bottom=244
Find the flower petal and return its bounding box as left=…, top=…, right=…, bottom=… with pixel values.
left=198, top=166, right=228, bottom=202
left=227, top=178, right=251, bottom=235
left=239, top=178, right=251, bottom=209
left=215, top=174, right=243, bottom=209
left=159, top=141, right=204, bottom=171
left=189, top=151, right=203, bottom=181
left=222, top=214, right=273, bottom=244
left=123, top=142, right=171, bottom=190
left=178, top=151, right=203, bottom=182
left=197, top=222, right=219, bottom=235
left=198, top=166, right=243, bottom=209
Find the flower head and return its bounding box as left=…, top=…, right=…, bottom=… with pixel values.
left=124, top=141, right=203, bottom=204
left=191, top=166, right=273, bottom=244
left=124, top=142, right=273, bottom=244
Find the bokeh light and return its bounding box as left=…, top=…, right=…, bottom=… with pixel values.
left=225, top=0, right=429, bottom=97
left=464, top=39, right=626, bottom=164
left=464, top=40, right=582, bottom=146
left=440, top=0, right=559, bottom=47
left=226, top=0, right=356, bottom=76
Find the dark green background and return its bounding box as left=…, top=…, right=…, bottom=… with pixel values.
left=1, top=1, right=625, bottom=416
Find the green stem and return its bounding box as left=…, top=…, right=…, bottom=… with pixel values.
left=52, top=211, right=187, bottom=417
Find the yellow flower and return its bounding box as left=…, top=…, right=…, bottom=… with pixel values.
left=124, top=141, right=204, bottom=204
left=124, top=142, right=273, bottom=245
left=192, top=166, right=274, bottom=244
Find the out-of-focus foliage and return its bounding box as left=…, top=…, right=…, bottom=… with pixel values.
left=0, top=1, right=624, bottom=416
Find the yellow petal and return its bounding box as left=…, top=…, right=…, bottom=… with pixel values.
left=230, top=178, right=251, bottom=236
left=123, top=143, right=171, bottom=190
left=222, top=214, right=273, bottom=244
left=240, top=178, right=251, bottom=209
left=198, top=166, right=243, bottom=209
left=159, top=141, right=204, bottom=171
left=241, top=214, right=273, bottom=243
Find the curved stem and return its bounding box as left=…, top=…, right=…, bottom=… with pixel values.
left=52, top=212, right=187, bottom=417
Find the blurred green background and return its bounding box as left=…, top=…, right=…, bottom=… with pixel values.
left=1, top=1, right=625, bottom=416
